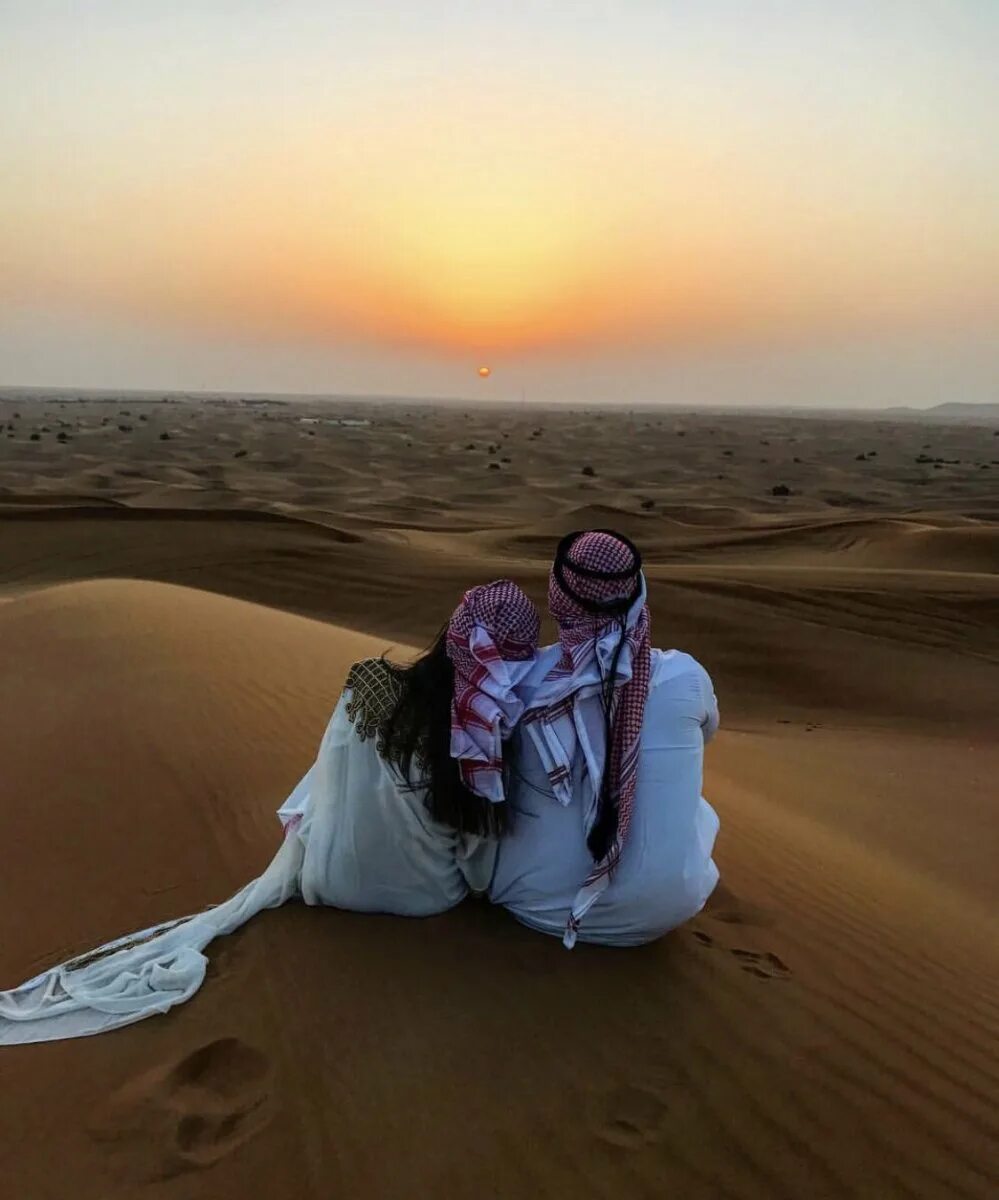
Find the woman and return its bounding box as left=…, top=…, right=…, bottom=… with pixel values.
left=491, top=530, right=720, bottom=948
left=277, top=578, right=541, bottom=914
left=0, top=580, right=540, bottom=1044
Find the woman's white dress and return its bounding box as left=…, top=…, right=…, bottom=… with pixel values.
left=278, top=659, right=496, bottom=911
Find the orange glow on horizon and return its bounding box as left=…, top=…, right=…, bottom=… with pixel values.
left=3, top=72, right=997, bottom=362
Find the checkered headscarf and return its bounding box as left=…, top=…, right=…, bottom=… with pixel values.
left=446, top=580, right=541, bottom=803
left=524, top=531, right=650, bottom=946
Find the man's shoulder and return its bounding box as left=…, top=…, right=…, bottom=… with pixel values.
left=650, top=648, right=711, bottom=687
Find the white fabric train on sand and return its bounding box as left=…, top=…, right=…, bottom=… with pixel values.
left=0, top=702, right=346, bottom=1046
left=0, top=683, right=493, bottom=1046
left=0, top=832, right=303, bottom=1044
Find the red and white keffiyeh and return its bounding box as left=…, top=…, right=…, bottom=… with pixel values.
left=446, top=580, right=541, bottom=803
left=522, top=531, right=651, bottom=946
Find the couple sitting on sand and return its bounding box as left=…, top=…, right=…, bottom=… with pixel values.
left=0, top=529, right=719, bottom=1045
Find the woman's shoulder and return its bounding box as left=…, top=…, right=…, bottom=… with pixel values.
left=343, top=657, right=404, bottom=744
left=345, top=656, right=402, bottom=692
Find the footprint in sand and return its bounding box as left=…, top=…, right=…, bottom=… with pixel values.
left=730, top=948, right=792, bottom=980
left=91, top=1037, right=274, bottom=1181
left=691, top=927, right=792, bottom=981
left=596, top=1084, right=670, bottom=1149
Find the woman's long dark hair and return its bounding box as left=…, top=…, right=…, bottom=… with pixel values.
left=378, top=629, right=510, bottom=838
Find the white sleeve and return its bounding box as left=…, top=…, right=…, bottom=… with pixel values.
left=699, top=667, right=720, bottom=744
left=276, top=692, right=350, bottom=826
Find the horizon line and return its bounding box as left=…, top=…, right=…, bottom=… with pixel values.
left=3, top=382, right=991, bottom=416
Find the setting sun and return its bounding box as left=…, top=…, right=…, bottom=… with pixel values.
left=477, top=366, right=491, bottom=378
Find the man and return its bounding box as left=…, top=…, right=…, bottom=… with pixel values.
left=490, top=530, right=720, bottom=947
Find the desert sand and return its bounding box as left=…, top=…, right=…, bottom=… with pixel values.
left=0, top=391, right=997, bottom=1199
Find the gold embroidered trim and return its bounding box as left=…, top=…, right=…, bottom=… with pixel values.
left=344, top=658, right=404, bottom=755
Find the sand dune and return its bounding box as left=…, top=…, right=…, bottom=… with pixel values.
left=2, top=504, right=995, bottom=732
left=1, top=579, right=996, bottom=1199
left=1, top=397, right=997, bottom=1198
left=665, top=515, right=999, bottom=574
left=0, top=580, right=399, bottom=972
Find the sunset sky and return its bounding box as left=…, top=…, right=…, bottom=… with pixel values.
left=2, top=1, right=997, bottom=407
